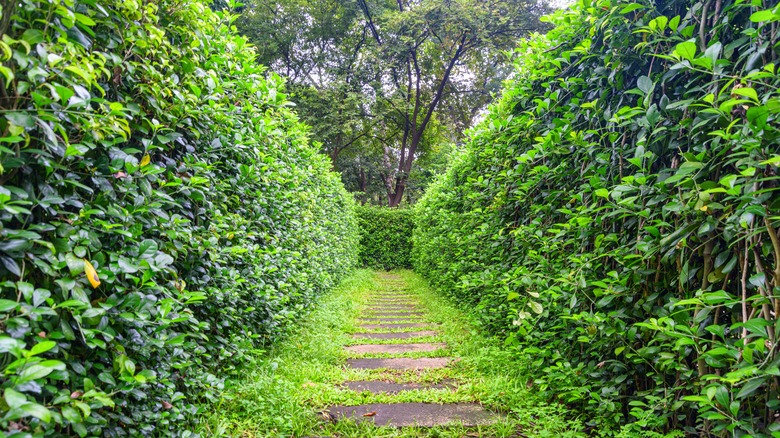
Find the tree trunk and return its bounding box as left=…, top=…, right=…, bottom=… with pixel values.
left=358, top=167, right=367, bottom=205
left=388, top=178, right=406, bottom=207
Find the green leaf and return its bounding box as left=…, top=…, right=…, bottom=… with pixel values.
left=715, top=385, right=730, bottom=408
left=4, top=388, right=27, bottom=409
left=674, top=41, right=697, bottom=61
left=64, top=66, right=92, bottom=85
left=637, top=76, right=653, bottom=95
left=620, top=3, right=645, bottom=14
left=733, top=87, right=758, bottom=101
left=61, top=405, right=82, bottom=423
left=65, top=253, right=85, bottom=275
left=29, top=340, right=56, bottom=356
left=19, top=402, right=52, bottom=423
left=0, top=299, right=17, bottom=312
left=737, top=379, right=764, bottom=399
left=528, top=301, right=543, bottom=314
left=749, top=10, right=777, bottom=22
left=138, top=239, right=159, bottom=260
left=747, top=106, right=769, bottom=129
left=749, top=272, right=766, bottom=288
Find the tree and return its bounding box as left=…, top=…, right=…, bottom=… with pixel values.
left=238, top=0, right=550, bottom=206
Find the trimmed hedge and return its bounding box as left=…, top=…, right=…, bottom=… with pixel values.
left=414, top=0, right=780, bottom=435
left=356, top=206, right=413, bottom=270
left=0, top=1, right=358, bottom=436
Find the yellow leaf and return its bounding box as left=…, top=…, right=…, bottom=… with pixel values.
left=140, top=154, right=151, bottom=167
left=83, top=259, right=101, bottom=288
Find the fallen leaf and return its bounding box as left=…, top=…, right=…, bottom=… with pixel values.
left=70, top=391, right=83, bottom=399
left=162, top=401, right=173, bottom=409
left=362, top=411, right=376, bottom=417
left=113, top=171, right=128, bottom=178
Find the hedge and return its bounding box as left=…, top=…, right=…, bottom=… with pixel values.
left=0, top=1, right=358, bottom=436
left=356, top=206, right=413, bottom=270
left=413, top=0, right=780, bottom=435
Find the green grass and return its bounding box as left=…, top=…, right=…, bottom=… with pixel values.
left=197, top=269, right=662, bottom=437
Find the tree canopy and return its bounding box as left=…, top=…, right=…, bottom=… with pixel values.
left=238, top=0, right=550, bottom=206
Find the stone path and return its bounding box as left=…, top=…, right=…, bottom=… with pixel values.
left=320, top=272, right=499, bottom=432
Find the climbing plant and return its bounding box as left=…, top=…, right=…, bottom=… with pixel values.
left=414, top=0, right=780, bottom=435
left=0, top=0, right=358, bottom=435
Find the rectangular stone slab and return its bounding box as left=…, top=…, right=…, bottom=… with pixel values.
left=367, top=306, right=419, bottom=312
left=358, top=323, right=430, bottom=330
left=366, top=312, right=424, bottom=317
left=346, top=357, right=451, bottom=370
left=372, top=298, right=417, bottom=301
left=352, top=330, right=438, bottom=340
left=343, top=380, right=455, bottom=394
left=345, top=342, right=447, bottom=354
left=358, top=317, right=424, bottom=323
left=327, top=402, right=496, bottom=427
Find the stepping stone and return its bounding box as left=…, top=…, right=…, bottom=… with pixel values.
left=352, top=330, right=438, bottom=340
left=343, top=379, right=455, bottom=394
left=327, top=402, right=496, bottom=427
left=373, top=297, right=416, bottom=301
left=346, top=357, right=452, bottom=370
left=358, top=317, right=423, bottom=323
left=359, top=323, right=430, bottom=330
left=345, top=342, right=447, bottom=354
left=369, top=306, right=419, bottom=311
left=366, top=314, right=424, bottom=319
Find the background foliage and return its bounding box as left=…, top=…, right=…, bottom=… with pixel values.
left=414, top=0, right=780, bottom=435
left=356, top=206, right=414, bottom=270
left=237, top=0, right=549, bottom=206
left=0, top=0, right=358, bottom=435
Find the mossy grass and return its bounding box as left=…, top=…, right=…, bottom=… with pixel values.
left=198, top=269, right=639, bottom=437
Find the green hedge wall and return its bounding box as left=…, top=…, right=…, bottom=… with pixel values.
left=0, top=1, right=358, bottom=435
left=414, top=0, right=780, bottom=435
left=356, top=206, right=414, bottom=270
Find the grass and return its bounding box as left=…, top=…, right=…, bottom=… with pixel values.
left=195, top=270, right=626, bottom=437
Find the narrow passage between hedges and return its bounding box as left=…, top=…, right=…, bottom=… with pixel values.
left=201, top=270, right=589, bottom=437
left=319, top=271, right=497, bottom=432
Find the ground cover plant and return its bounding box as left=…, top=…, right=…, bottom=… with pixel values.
left=413, top=0, right=780, bottom=435
left=356, top=206, right=415, bottom=270
left=0, top=0, right=357, bottom=435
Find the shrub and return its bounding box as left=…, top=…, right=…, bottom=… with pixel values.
left=356, top=206, right=414, bottom=270
left=414, top=0, right=780, bottom=435
left=0, top=1, right=358, bottom=436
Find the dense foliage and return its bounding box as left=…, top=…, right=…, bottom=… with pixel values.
left=0, top=1, right=358, bottom=435
left=414, top=0, right=780, bottom=435
left=356, top=206, right=414, bottom=270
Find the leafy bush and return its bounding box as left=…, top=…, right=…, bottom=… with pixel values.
left=356, top=206, right=414, bottom=270
left=414, top=0, right=780, bottom=435
left=0, top=1, right=358, bottom=436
